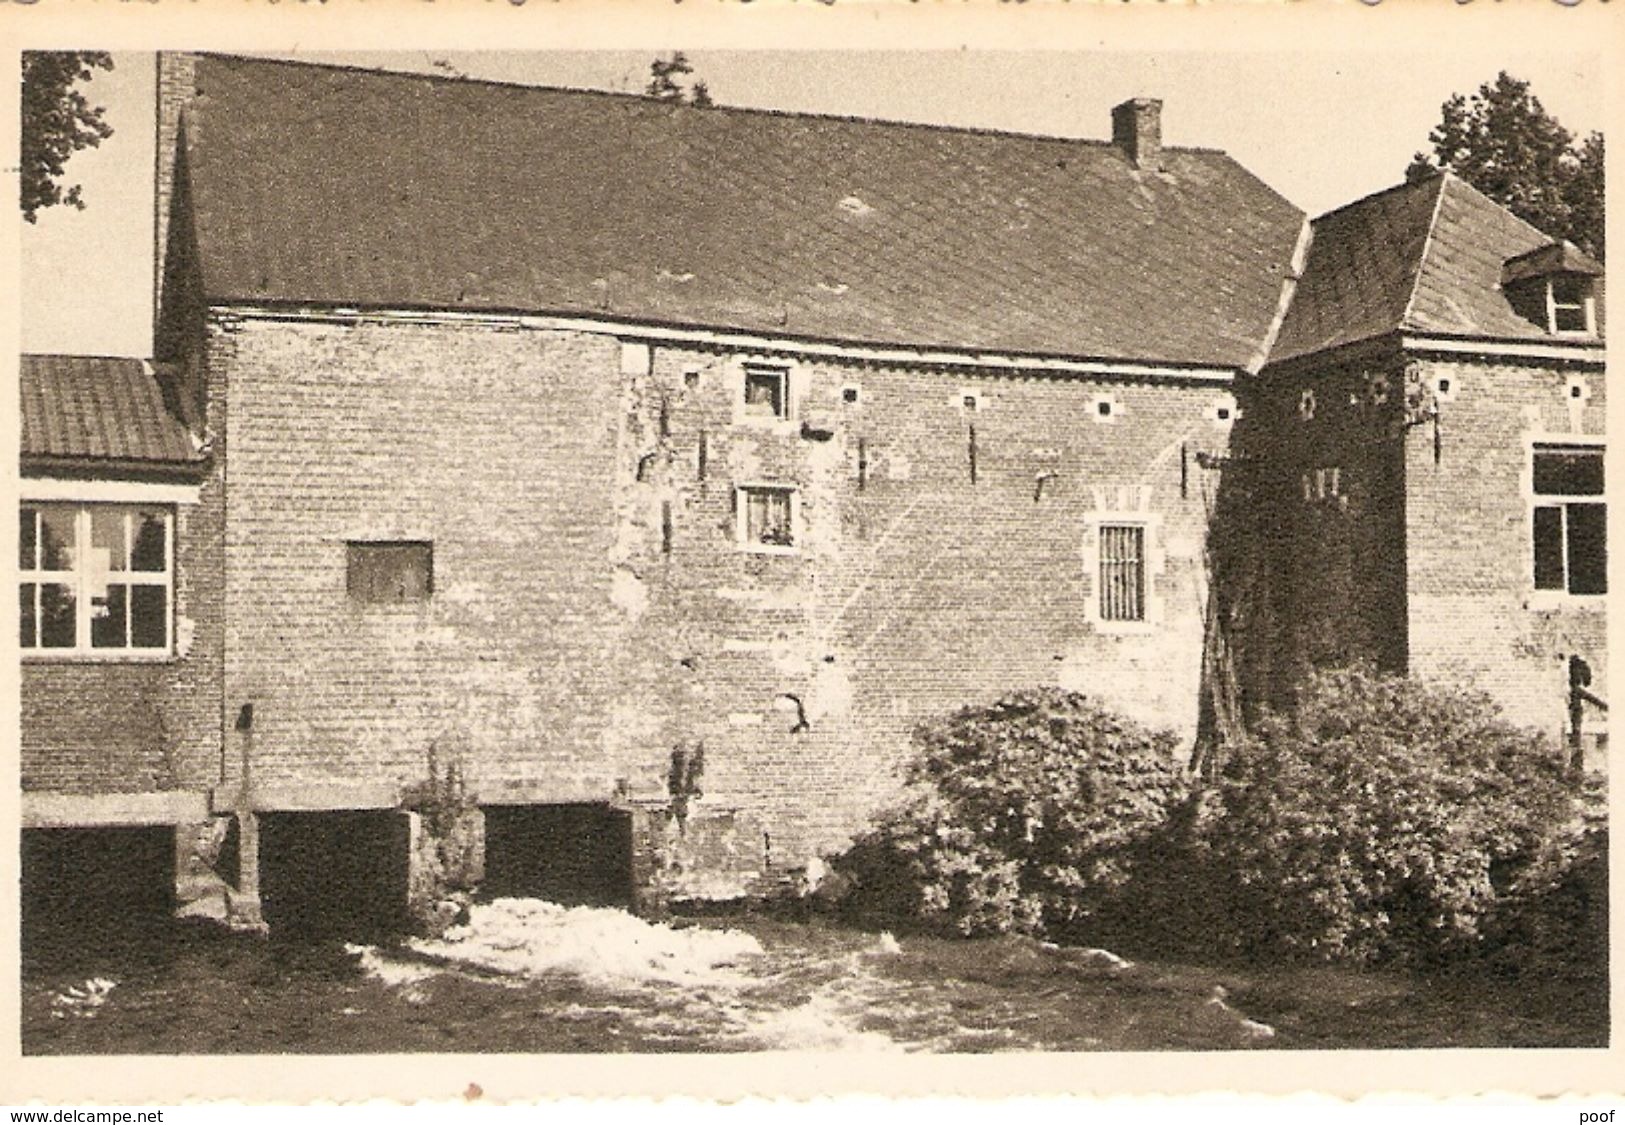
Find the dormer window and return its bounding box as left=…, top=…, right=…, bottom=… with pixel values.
left=1502, top=242, right=1603, bottom=338
left=1549, top=276, right=1595, bottom=335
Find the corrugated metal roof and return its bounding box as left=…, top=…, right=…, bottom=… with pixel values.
left=179, top=55, right=1305, bottom=371
left=1271, top=172, right=1603, bottom=365
left=20, top=354, right=201, bottom=466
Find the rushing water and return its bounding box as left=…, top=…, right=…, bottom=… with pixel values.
left=21, top=896, right=1602, bottom=1054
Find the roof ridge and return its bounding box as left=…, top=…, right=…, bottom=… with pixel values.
left=1399, top=172, right=1451, bottom=329
left=22, top=352, right=151, bottom=362
left=197, top=51, right=1233, bottom=159
left=1435, top=170, right=1574, bottom=248
left=1312, top=170, right=1442, bottom=225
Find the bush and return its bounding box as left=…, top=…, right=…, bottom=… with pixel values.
left=1207, top=666, right=1577, bottom=966
left=833, top=688, right=1189, bottom=938
left=1482, top=777, right=1607, bottom=983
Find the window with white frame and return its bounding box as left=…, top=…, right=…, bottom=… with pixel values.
left=20, top=503, right=173, bottom=654
left=1549, top=276, right=1596, bottom=336
left=737, top=485, right=796, bottom=550
left=1098, top=523, right=1146, bottom=622
left=1533, top=444, right=1605, bottom=596
left=742, top=363, right=790, bottom=421
left=1508, top=275, right=1598, bottom=337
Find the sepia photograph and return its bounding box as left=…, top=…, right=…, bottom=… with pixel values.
left=6, top=6, right=1615, bottom=1099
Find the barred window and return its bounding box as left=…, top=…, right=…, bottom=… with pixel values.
left=1098, top=524, right=1145, bottom=622
left=20, top=504, right=173, bottom=654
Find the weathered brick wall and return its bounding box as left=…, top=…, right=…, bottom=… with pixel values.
left=1250, top=344, right=1607, bottom=752
left=216, top=318, right=647, bottom=806
left=634, top=344, right=1229, bottom=866
left=1402, top=353, right=1607, bottom=744
left=19, top=462, right=225, bottom=796
left=1241, top=347, right=1411, bottom=707
left=216, top=312, right=1230, bottom=885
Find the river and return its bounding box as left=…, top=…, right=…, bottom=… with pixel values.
left=22, top=896, right=1601, bottom=1053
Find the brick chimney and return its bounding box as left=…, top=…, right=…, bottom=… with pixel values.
left=1112, top=97, right=1162, bottom=170
left=154, top=52, right=200, bottom=333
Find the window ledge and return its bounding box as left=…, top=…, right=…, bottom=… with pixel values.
left=22, top=651, right=179, bottom=665
left=739, top=544, right=801, bottom=557
left=1091, top=620, right=1157, bottom=636
left=734, top=417, right=798, bottom=435
left=1526, top=591, right=1607, bottom=611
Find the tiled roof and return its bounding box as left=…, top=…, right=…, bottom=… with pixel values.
left=20, top=355, right=201, bottom=467
left=1271, top=173, right=1602, bottom=365
left=179, top=55, right=1305, bottom=371
left=1268, top=176, right=1443, bottom=364
left=1502, top=241, right=1604, bottom=285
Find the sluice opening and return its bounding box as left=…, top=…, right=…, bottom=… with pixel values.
left=481, top=802, right=633, bottom=909
left=258, top=810, right=410, bottom=940
left=22, top=826, right=177, bottom=965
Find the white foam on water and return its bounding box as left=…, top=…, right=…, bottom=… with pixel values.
left=346, top=943, right=438, bottom=988
left=48, top=977, right=117, bottom=1019
left=403, top=898, right=765, bottom=988
left=742, top=988, right=903, bottom=1052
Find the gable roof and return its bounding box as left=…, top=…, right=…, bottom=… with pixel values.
left=176, top=54, right=1305, bottom=372
left=20, top=355, right=201, bottom=468
left=1270, top=172, right=1602, bottom=365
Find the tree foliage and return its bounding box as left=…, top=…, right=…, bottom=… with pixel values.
left=833, top=688, right=1189, bottom=938
left=1407, top=72, right=1604, bottom=260
left=21, top=51, right=115, bottom=223
left=646, top=52, right=712, bottom=108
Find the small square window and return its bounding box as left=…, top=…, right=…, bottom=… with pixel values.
left=743, top=364, right=789, bottom=420
left=842, top=386, right=861, bottom=405
left=737, top=486, right=796, bottom=550
left=347, top=541, right=433, bottom=603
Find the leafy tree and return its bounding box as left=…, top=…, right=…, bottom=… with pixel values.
left=646, top=52, right=712, bottom=108
left=21, top=51, right=115, bottom=223
left=1406, top=72, right=1604, bottom=261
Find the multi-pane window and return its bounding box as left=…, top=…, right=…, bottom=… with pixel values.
left=1533, top=445, right=1605, bottom=596
left=742, top=363, right=789, bottom=421
left=1098, top=524, right=1146, bottom=622
left=1549, top=277, right=1595, bottom=336
left=347, top=541, right=434, bottom=603
left=737, top=486, right=796, bottom=550
left=19, top=504, right=173, bottom=654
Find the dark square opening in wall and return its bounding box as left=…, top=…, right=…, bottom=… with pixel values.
left=347, top=541, right=433, bottom=603
left=481, top=803, right=633, bottom=908
left=22, top=826, right=176, bottom=964
left=258, top=810, right=412, bottom=939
